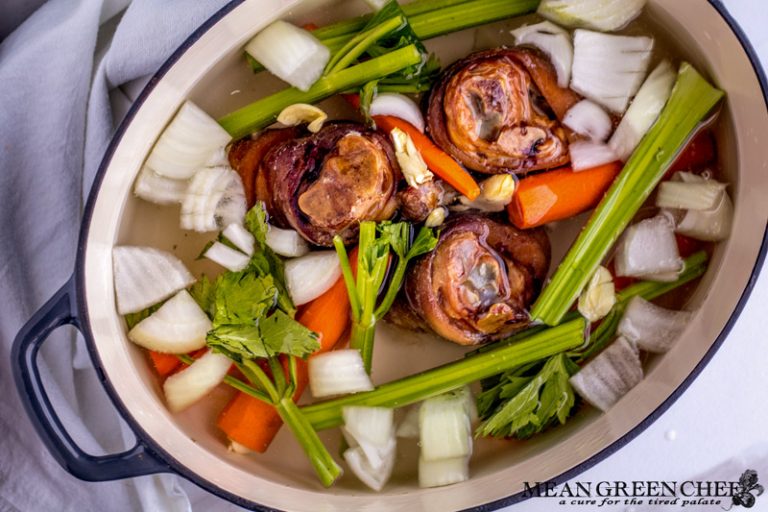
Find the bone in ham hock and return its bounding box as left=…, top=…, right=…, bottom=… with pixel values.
left=398, top=214, right=551, bottom=346
left=427, top=47, right=579, bottom=175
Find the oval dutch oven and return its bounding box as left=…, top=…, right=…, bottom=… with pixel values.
left=12, top=1, right=768, bottom=510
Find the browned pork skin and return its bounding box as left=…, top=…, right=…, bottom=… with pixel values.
left=427, top=47, right=580, bottom=175
left=404, top=215, right=550, bottom=345
left=257, top=123, right=400, bottom=246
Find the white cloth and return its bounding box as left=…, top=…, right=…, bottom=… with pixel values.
left=0, top=1, right=232, bottom=511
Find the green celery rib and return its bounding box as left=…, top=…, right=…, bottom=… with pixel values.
left=530, top=63, right=724, bottom=326
left=275, top=397, right=342, bottom=487
left=219, top=45, right=422, bottom=138
left=324, top=15, right=405, bottom=75
left=311, top=0, right=472, bottom=40
left=250, top=0, right=539, bottom=73
left=301, top=317, right=586, bottom=430
left=410, top=0, right=539, bottom=40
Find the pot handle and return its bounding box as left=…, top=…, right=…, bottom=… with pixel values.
left=12, top=275, right=171, bottom=481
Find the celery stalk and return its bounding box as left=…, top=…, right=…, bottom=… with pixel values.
left=324, top=15, right=405, bottom=75
left=311, top=0, right=472, bottom=40
left=249, top=0, right=539, bottom=73
left=530, top=63, right=723, bottom=326
left=301, top=318, right=586, bottom=430
left=220, top=45, right=421, bottom=138
left=410, top=0, right=539, bottom=40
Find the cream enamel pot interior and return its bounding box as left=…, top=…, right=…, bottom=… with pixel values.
left=12, top=1, right=768, bottom=510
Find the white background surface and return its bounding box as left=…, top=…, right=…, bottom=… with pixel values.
left=508, top=4, right=768, bottom=510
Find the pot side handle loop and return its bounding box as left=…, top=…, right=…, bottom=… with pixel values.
left=11, top=274, right=170, bottom=481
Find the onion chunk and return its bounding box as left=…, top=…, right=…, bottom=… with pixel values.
left=265, top=226, right=310, bottom=258
left=146, top=101, right=232, bottom=180
left=204, top=242, right=250, bottom=272
left=308, top=349, right=374, bottom=398
left=617, top=297, right=692, bottom=353
left=609, top=61, right=676, bottom=161
left=563, top=99, right=613, bottom=142
left=419, top=387, right=473, bottom=462
left=538, top=0, right=647, bottom=32
left=614, top=215, right=682, bottom=281
left=342, top=406, right=396, bottom=491
left=133, top=166, right=188, bottom=205
left=511, top=21, right=573, bottom=88
left=163, top=350, right=232, bottom=412
left=371, top=93, right=426, bottom=133
left=571, top=30, right=654, bottom=114
left=284, top=251, right=342, bottom=305
left=113, top=246, right=195, bottom=315
left=569, top=141, right=619, bottom=171
left=570, top=336, right=643, bottom=412
left=128, top=290, right=212, bottom=354
left=245, top=20, right=330, bottom=92
left=181, top=167, right=247, bottom=232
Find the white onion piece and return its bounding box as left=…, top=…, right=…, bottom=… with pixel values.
left=569, top=336, right=643, bottom=412
left=419, top=456, right=470, bottom=488
left=618, top=297, right=692, bottom=353
left=133, top=166, right=188, bottom=205
left=342, top=406, right=395, bottom=475
left=563, top=100, right=612, bottom=142
left=308, top=349, right=374, bottom=398
left=511, top=21, right=573, bottom=88
left=656, top=181, right=727, bottom=211
left=222, top=223, right=255, bottom=256
left=344, top=445, right=395, bottom=492
left=609, top=60, right=676, bottom=161
left=266, top=226, right=310, bottom=258
left=371, top=93, right=426, bottom=133
left=343, top=406, right=394, bottom=450
left=146, top=101, right=232, bottom=180
left=284, top=251, right=342, bottom=305
left=181, top=167, right=246, bottom=232
left=245, top=20, right=330, bottom=92
left=676, top=193, right=733, bottom=242
left=113, top=246, right=195, bottom=315
left=419, top=387, right=473, bottom=462
left=614, top=215, right=682, bottom=281
left=538, top=0, right=646, bottom=32
left=163, top=351, right=232, bottom=412
left=568, top=140, right=618, bottom=171
left=396, top=404, right=421, bottom=439
left=204, top=242, right=250, bottom=272
left=205, top=146, right=230, bottom=168
left=571, top=30, right=654, bottom=114
left=128, top=290, right=211, bottom=354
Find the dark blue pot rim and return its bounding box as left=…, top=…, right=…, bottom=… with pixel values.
left=73, top=1, right=768, bottom=510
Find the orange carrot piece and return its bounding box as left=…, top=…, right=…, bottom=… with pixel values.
left=216, top=251, right=357, bottom=453
left=372, top=115, right=481, bottom=200
left=302, top=22, right=320, bottom=31
left=148, top=351, right=180, bottom=377
left=217, top=393, right=287, bottom=452
left=508, top=162, right=623, bottom=229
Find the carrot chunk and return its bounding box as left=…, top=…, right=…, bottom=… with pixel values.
left=508, top=162, right=623, bottom=229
